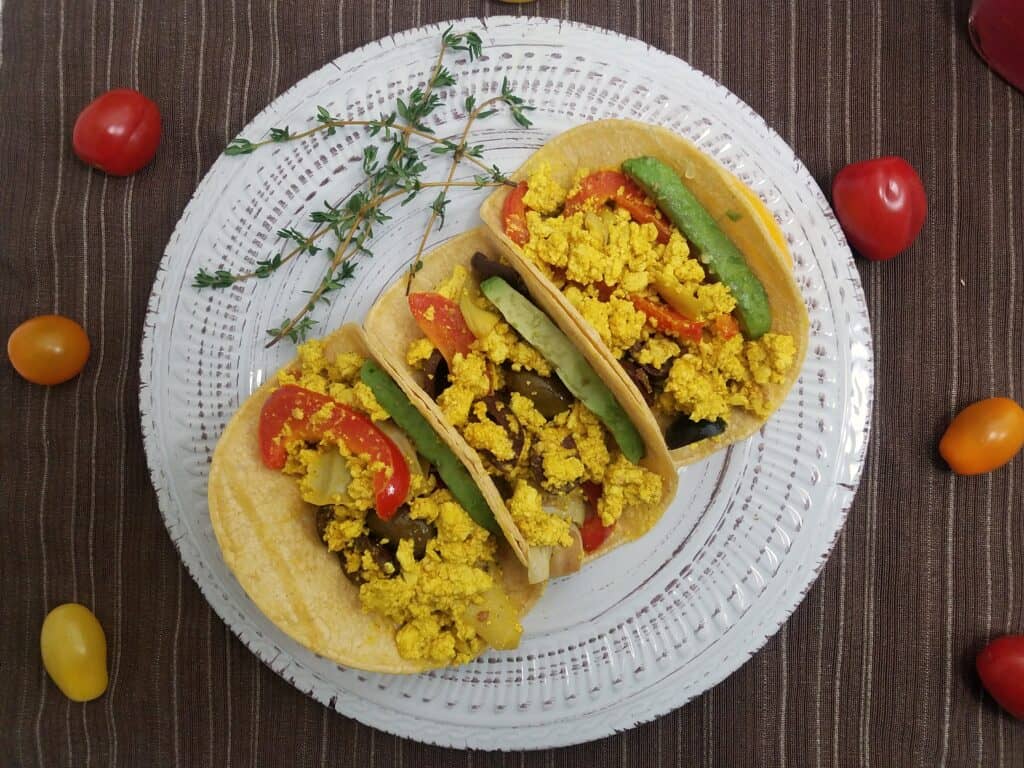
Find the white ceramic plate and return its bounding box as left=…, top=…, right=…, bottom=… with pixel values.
left=140, top=16, right=871, bottom=750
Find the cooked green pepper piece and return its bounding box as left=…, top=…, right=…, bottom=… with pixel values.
left=360, top=360, right=499, bottom=535
left=622, top=156, right=772, bottom=339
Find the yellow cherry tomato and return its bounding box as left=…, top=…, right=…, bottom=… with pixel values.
left=40, top=603, right=108, bottom=702
left=939, top=397, right=1024, bottom=475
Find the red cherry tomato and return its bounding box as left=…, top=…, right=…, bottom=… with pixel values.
left=7, top=315, right=90, bottom=385
left=407, top=293, right=476, bottom=366
left=831, top=156, right=926, bottom=261
left=73, top=88, right=161, bottom=176
left=939, top=397, right=1024, bottom=475
left=977, top=635, right=1024, bottom=719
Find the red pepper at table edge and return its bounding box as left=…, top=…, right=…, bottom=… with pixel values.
left=502, top=181, right=530, bottom=245
left=831, top=156, right=927, bottom=261
left=258, top=384, right=410, bottom=520
left=407, top=292, right=477, bottom=366
left=580, top=481, right=614, bottom=553
left=977, top=635, right=1024, bottom=720
left=565, top=170, right=672, bottom=244
left=630, top=295, right=704, bottom=343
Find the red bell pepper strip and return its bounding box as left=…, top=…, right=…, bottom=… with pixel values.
left=563, top=170, right=672, bottom=244
left=258, top=384, right=410, bottom=520
left=579, top=481, right=614, bottom=553
left=712, top=314, right=740, bottom=340
left=630, top=295, right=704, bottom=344
left=502, top=181, right=530, bottom=245
left=407, top=292, right=476, bottom=366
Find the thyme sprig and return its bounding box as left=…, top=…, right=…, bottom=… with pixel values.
left=404, top=78, right=534, bottom=291
left=194, top=27, right=531, bottom=347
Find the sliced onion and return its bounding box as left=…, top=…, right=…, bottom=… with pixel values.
left=542, top=493, right=587, bottom=526
left=377, top=420, right=427, bottom=479
left=300, top=450, right=353, bottom=506
left=526, top=546, right=552, bottom=584
left=549, top=527, right=584, bottom=578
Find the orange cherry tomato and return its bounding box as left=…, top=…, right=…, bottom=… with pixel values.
left=939, top=397, right=1024, bottom=475
left=7, top=315, right=90, bottom=385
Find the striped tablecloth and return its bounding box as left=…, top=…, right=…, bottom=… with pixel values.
left=2, top=1, right=1022, bottom=765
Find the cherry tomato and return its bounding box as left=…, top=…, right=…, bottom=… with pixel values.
left=7, top=314, right=90, bottom=385
left=502, top=181, right=530, bottom=245
left=40, top=603, right=108, bottom=702
left=408, top=293, right=477, bottom=366
left=629, top=295, right=704, bottom=343
left=939, top=397, right=1024, bottom=475
left=977, top=635, right=1024, bottom=719
left=259, top=385, right=409, bottom=519
left=831, top=156, right=926, bottom=261
left=73, top=88, right=161, bottom=176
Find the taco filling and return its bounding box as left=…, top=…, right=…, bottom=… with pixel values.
left=404, top=255, right=664, bottom=581
left=258, top=340, right=524, bottom=666
left=501, top=160, right=798, bottom=449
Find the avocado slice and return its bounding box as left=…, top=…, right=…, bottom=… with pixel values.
left=622, top=156, right=772, bottom=339
left=479, top=276, right=646, bottom=464
left=359, top=360, right=499, bottom=535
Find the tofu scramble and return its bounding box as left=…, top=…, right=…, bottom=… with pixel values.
left=516, top=163, right=797, bottom=444
left=407, top=263, right=664, bottom=575
left=274, top=340, right=515, bottom=666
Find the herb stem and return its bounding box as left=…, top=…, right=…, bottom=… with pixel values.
left=405, top=95, right=507, bottom=293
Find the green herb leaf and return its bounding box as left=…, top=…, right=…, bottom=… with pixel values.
left=225, top=138, right=256, bottom=155
left=193, top=268, right=237, bottom=288
left=316, top=105, right=337, bottom=136
left=267, top=316, right=318, bottom=344
left=269, top=126, right=291, bottom=142
left=430, top=190, right=450, bottom=228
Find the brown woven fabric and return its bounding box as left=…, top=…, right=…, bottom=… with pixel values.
left=2, top=0, right=1022, bottom=765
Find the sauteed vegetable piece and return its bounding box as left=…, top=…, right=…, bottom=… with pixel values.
left=481, top=276, right=646, bottom=463
left=258, top=384, right=410, bottom=519
left=408, top=293, right=476, bottom=365
left=360, top=360, right=500, bottom=534
left=564, top=170, right=671, bottom=244
left=623, top=156, right=772, bottom=339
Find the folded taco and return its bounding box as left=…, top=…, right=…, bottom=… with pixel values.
left=479, top=119, right=809, bottom=467
left=208, top=323, right=542, bottom=673
left=364, top=230, right=677, bottom=584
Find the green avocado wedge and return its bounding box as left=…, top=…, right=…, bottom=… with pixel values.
left=622, top=156, right=772, bottom=339
left=360, top=360, right=499, bottom=535
left=479, top=276, right=646, bottom=464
